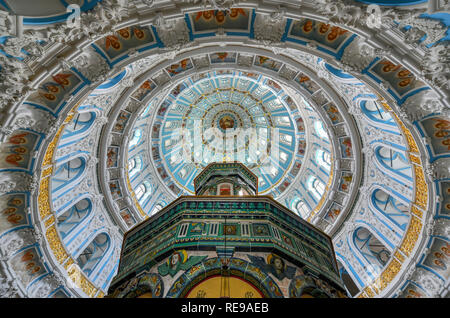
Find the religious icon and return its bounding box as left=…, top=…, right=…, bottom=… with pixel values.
left=247, top=253, right=296, bottom=281
left=158, top=250, right=207, bottom=277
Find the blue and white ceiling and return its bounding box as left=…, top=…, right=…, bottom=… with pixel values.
left=0, top=0, right=448, bottom=299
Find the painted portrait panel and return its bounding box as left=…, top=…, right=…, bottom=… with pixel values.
left=27, top=72, right=83, bottom=114
left=439, top=181, right=450, bottom=217
left=107, top=146, right=119, bottom=168
left=422, top=237, right=449, bottom=280
left=120, top=208, right=136, bottom=227
left=399, top=282, right=428, bottom=298
left=131, top=80, right=157, bottom=101
left=284, top=96, right=297, bottom=111
left=290, top=161, right=302, bottom=177
left=112, top=110, right=131, bottom=133
left=0, top=193, right=29, bottom=236
left=254, top=56, right=282, bottom=72
left=323, top=103, right=344, bottom=125
left=95, top=26, right=155, bottom=62
left=298, top=139, right=306, bottom=156
left=294, top=73, right=320, bottom=95
left=240, top=71, right=259, bottom=80
left=10, top=247, right=47, bottom=287
left=369, top=59, right=428, bottom=100
left=209, top=52, right=237, bottom=64
left=339, top=137, right=353, bottom=158
left=420, top=117, right=449, bottom=158
left=0, top=130, right=40, bottom=171
left=324, top=202, right=342, bottom=223
left=338, top=171, right=353, bottom=193
left=165, top=59, right=193, bottom=77
left=289, top=19, right=352, bottom=52
left=190, top=9, right=251, bottom=33
left=109, top=180, right=122, bottom=200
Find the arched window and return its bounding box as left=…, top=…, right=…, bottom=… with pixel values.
left=140, top=181, right=152, bottom=203
left=314, top=121, right=328, bottom=140
left=135, top=183, right=146, bottom=201
left=56, top=198, right=92, bottom=239
left=353, top=227, right=391, bottom=274
left=316, top=149, right=331, bottom=171
left=371, top=189, right=410, bottom=231
left=61, top=111, right=97, bottom=143
left=52, top=157, right=86, bottom=196
left=128, top=156, right=142, bottom=178
left=77, top=233, right=110, bottom=277
left=292, top=198, right=309, bottom=219
left=128, top=129, right=143, bottom=149
left=150, top=204, right=163, bottom=216
left=307, top=176, right=326, bottom=200
left=374, top=146, right=412, bottom=181
left=360, top=100, right=396, bottom=127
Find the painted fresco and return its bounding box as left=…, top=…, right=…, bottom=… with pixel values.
left=152, top=124, right=161, bottom=139
left=439, top=181, right=450, bottom=216
left=131, top=80, right=157, bottom=101
left=165, top=59, right=193, bottom=77
left=284, top=96, right=297, bottom=111
left=290, top=161, right=302, bottom=177
left=10, top=247, right=47, bottom=287
left=399, top=282, right=428, bottom=298
left=120, top=208, right=136, bottom=227
left=107, top=146, right=119, bottom=168
left=109, top=180, right=122, bottom=200
left=0, top=193, right=29, bottom=236
left=215, top=69, right=233, bottom=76
left=325, top=202, right=342, bottom=223
left=168, top=183, right=181, bottom=195
left=158, top=250, right=207, bottom=277
left=170, top=83, right=187, bottom=98
left=240, top=71, right=259, bottom=80
left=294, top=73, right=320, bottom=94
left=289, top=20, right=352, bottom=52
left=420, top=117, right=450, bottom=158
left=96, top=26, right=155, bottom=61
left=209, top=52, right=237, bottom=64
left=422, top=238, right=449, bottom=280
left=0, top=130, right=40, bottom=171
left=338, top=171, right=353, bottom=193
left=112, top=110, right=131, bottom=133
left=157, top=165, right=169, bottom=180
left=115, top=272, right=164, bottom=298
left=266, top=79, right=282, bottom=93
left=339, top=137, right=353, bottom=158
left=248, top=254, right=296, bottom=281
left=254, top=55, right=282, bottom=72
left=295, top=117, right=305, bottom=133
left=289, top=273, right=343, bottom=298
left=27, top=72, right=83, bottom=113
left=323, top=103, right=344, bottom=125
left=190, top=9, right=250, bottom=33
left=368, top=59, right=428, bottom=100
left=277, top=179, right=292, bottom=193
left=298, top=139, right=306, bottom=156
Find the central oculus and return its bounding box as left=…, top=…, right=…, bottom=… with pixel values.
left=152, top=70, right=304, bottom=195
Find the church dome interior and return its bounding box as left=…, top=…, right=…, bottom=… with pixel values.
left=0, top=0, right=448, bottom=298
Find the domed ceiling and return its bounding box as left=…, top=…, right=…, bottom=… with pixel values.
left=0, top=0, right=448, bottom=298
